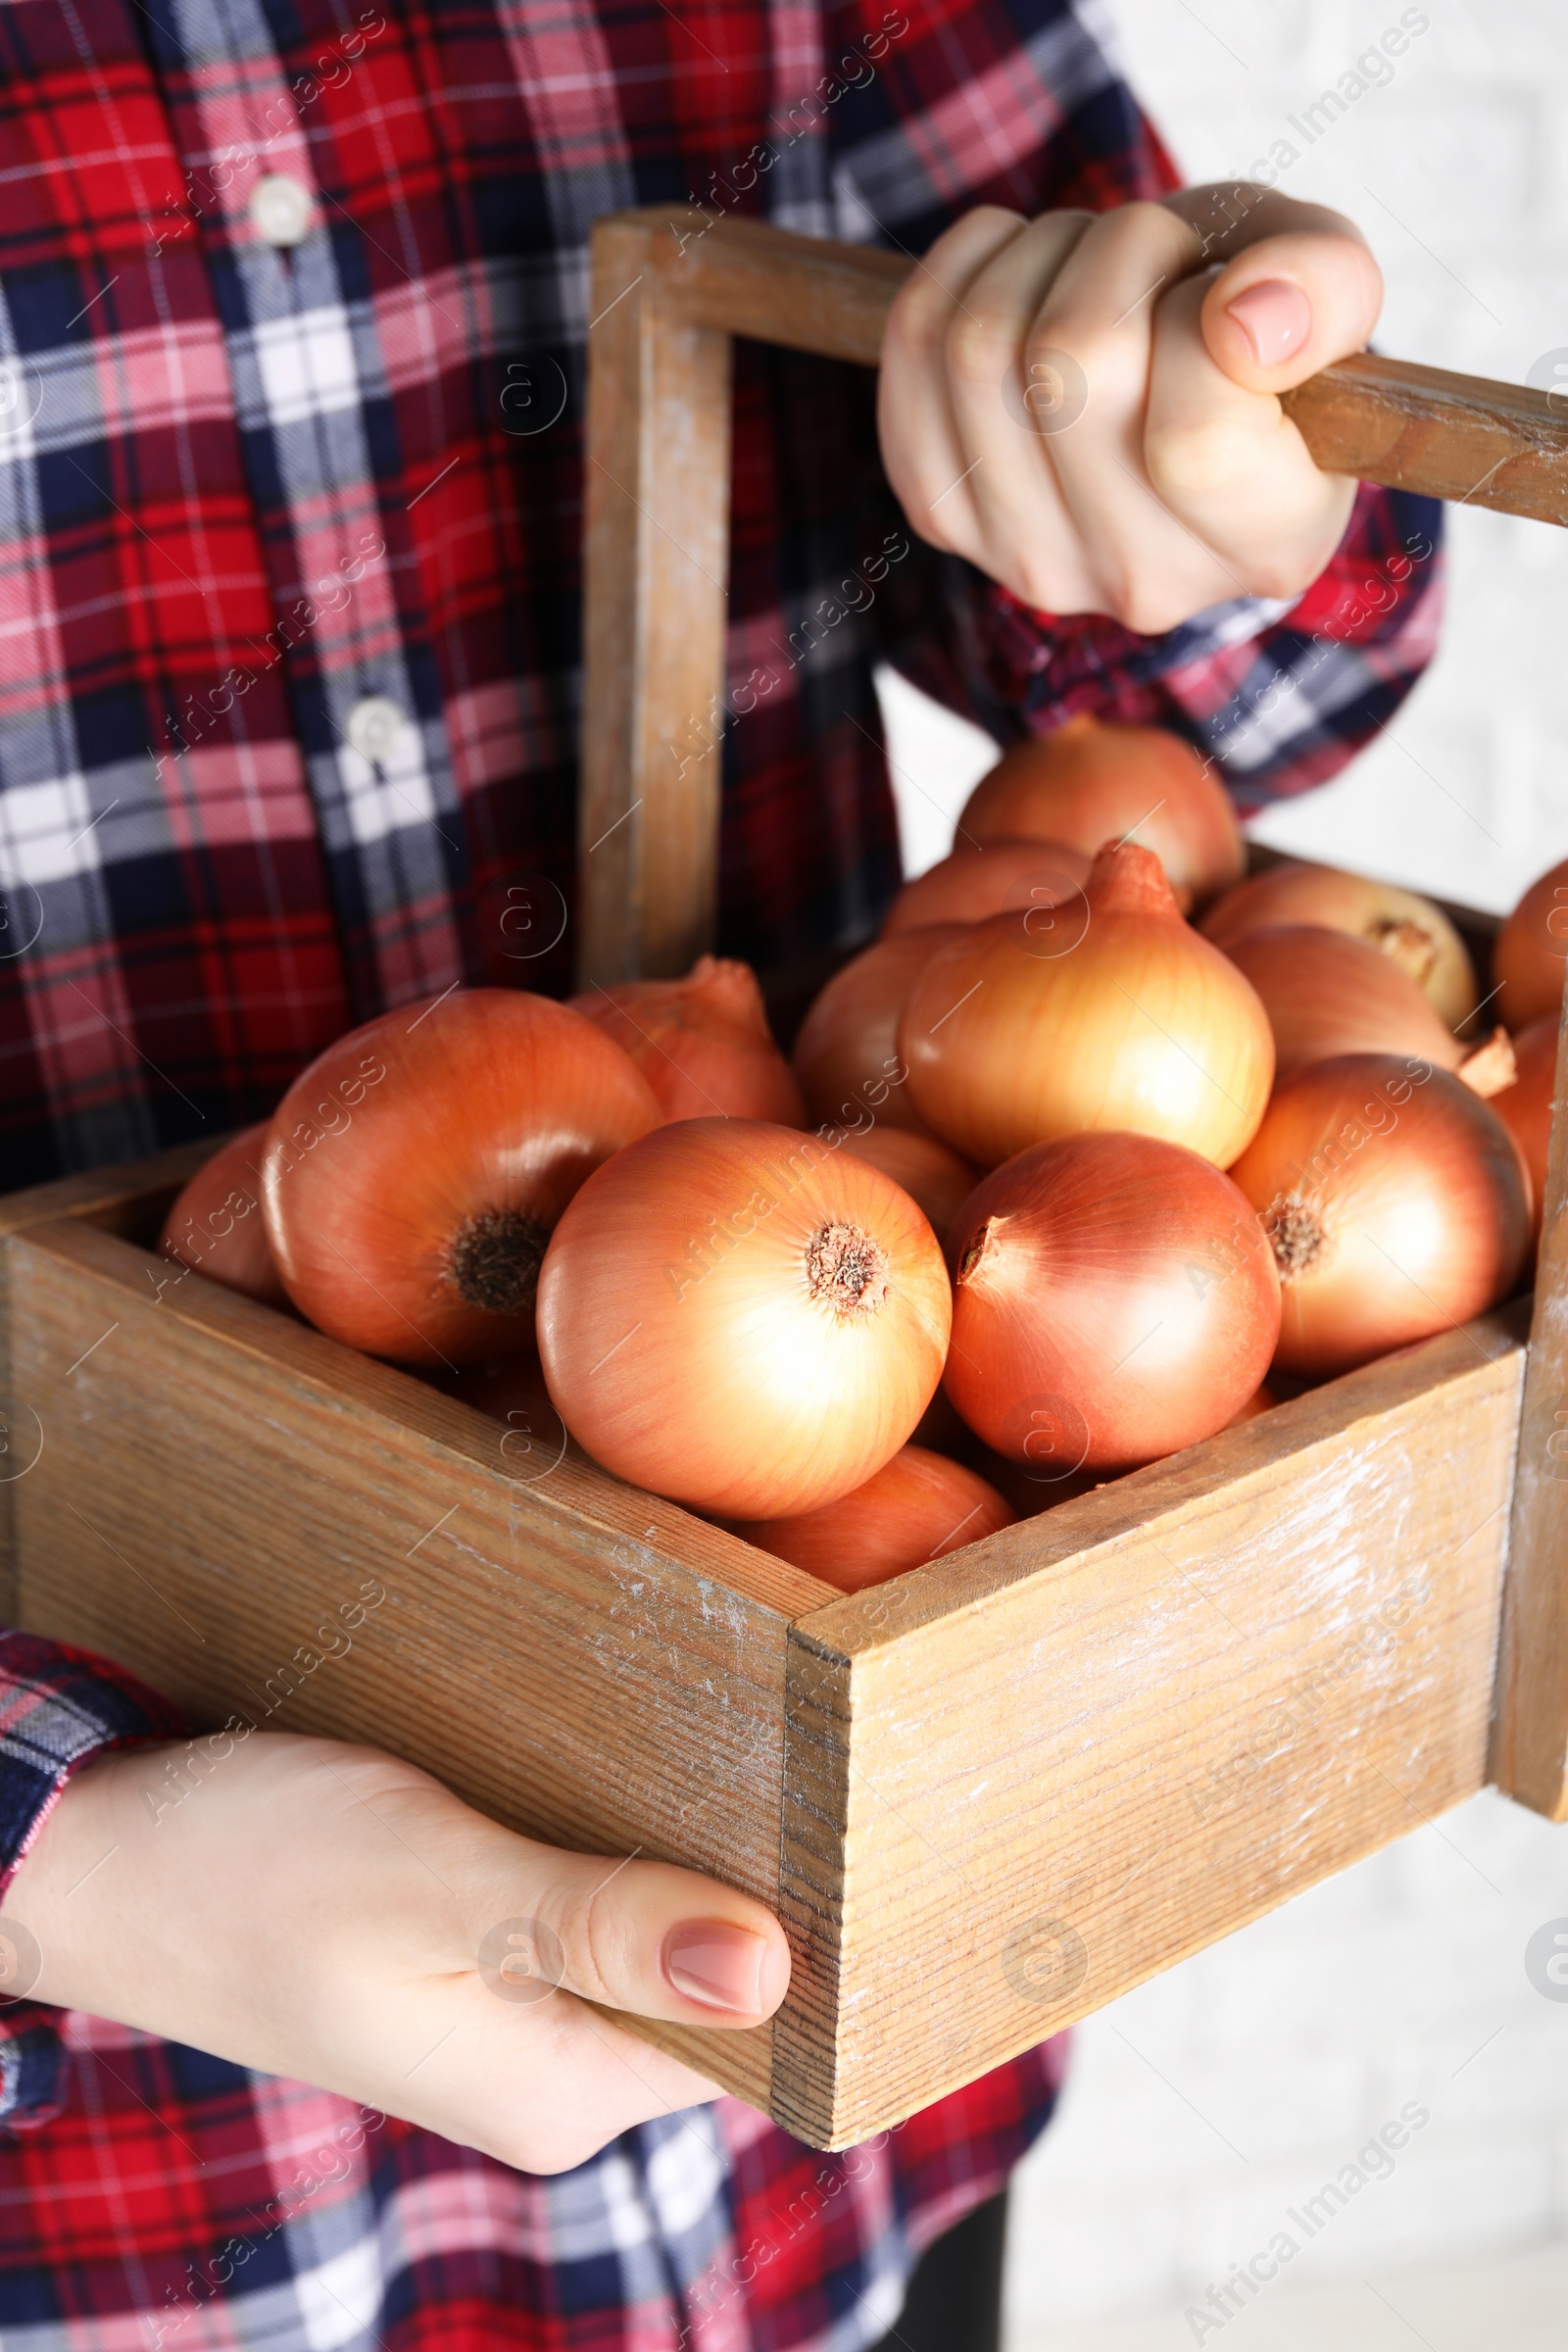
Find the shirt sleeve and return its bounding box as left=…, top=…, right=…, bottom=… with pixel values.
left=826, top=0, right=1445, bottom=811
left=900, top=485, right=1445, bottom=814
left=0, top=1631, right=186, bottom=2131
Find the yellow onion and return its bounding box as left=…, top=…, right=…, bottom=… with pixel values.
left=159, top=1125, right=287, bottom=1307
left=537, top=1119, right=952, bottom=1517
left=791, top=926, right=961, bottom=1134
left=730, top=1444, right=1015, bottom=1591
left=821, top=1124, right=979, bottom=1246
left=1200, top=860, right=1479, bottom=1031
left=262, top=990, right=661, bottom=1365
left=900, top=841, right=1273, bottom=1168
left=944, top=1131, right=1281, bottom=1472
left=1229, top=1053, right=1531, bottom=1377
left=1221, top=925, right=1465, bottom=1085
left=1225, top=1383, right=1279, bottom=1428
left=881, top=840, right=1091, bottom=938
left=1491, top=1014, right=1557, bottom=1240
left=1494, top=856, right=1568, bottom=1029
left=569, top=954, right=804, bottom=1125
left=956, top=714, right=1244, bottom=908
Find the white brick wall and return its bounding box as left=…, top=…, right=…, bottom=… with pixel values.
left=875, top=0, right=1568, bottom=2331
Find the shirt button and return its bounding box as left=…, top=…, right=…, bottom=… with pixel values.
left=346, top=695, right=407, bottom=764
left=250, top=172, right=314, bottom=248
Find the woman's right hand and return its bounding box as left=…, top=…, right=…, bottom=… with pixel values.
left=1, top=1732, right=790, bottom=2174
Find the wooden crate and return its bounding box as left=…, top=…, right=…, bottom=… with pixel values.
left=4, top=213, right=1568, bottom=2152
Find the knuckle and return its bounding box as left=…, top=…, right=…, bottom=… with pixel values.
left=553, top=1882, right=619, bottom=2004
left=947, top=307, right=1015, bottom=390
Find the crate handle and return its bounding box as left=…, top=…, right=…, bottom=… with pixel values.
left=579, top=208, right=1568, bottom=987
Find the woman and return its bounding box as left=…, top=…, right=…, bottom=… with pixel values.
left=0, top=0, right=1437, bottom=2343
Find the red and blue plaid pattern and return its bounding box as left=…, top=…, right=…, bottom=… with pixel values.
left=0, top=0, right=1442, bottom=2340
left=0, top=0, right=1441, bottom=1190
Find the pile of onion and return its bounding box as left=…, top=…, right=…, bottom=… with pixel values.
left=1491, top=1014, right=1557, bottom=1240
left=537, top=1119, right=952, bottom=1517
left=1494, top=855, right=1568, bottom=1029
left=730, top=1444, right=1014, bottom=1591
left=791, top=926, right=960, bottom=1134
left=569, top=954, right=804, bottom=1125
left=900, top=842, right=1274, bottom=1169
left=944, top=1132, right=1281, bottom=1472
left=1200, top=860, right=1479, bottom=1032
left=1229, top=1054, right=1531, bottom=1377
left=956, top=715, right=1245, bottom=910
left=821, top=1125, right=978, bottom=1245
left=881, top=841, right=1091, bottom=938
left=160, top=1125, right=287, bottom=1307
left=262, top=990, right=661, bottom=1365
left=1221, top=925, right=1467, bottom=1085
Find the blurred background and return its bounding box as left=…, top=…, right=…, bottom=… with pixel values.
left=873, top=3, right=1568, bottom=2344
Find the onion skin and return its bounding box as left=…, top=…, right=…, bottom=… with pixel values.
left=1492, top=1014, right=1557, bottom=1240
left=1221, top=925, right=1464, bottom=1085
left=956, top=715, right=1244, bottom=910
left=1225, top=1383, right=1278, bottom=1428
left=1228, top=1053, right=1531, bottom=1379
left=901, top=842, right=1274, bottom=1169
left=792, top=926, right=961, bottom=1136
left=730, top=1444, right=1015, bottom=1591
left=537, top=1119, right=952, bottom=1518
left=944, top=1132, right=1281, bottom=1473
left=1200, top=861, right=1479, bottom=1032
left=159, top=1125, right=287, bottom=1307
left=822, top=1125, right=979, bottom=1246
left=262, top=990, right=662, bottom=1366
left=1494, top=857, right=1568, bottom=1030
left=881, top=840, right=1092, bottom=938
left=569, top=955, right=805, bottom=1126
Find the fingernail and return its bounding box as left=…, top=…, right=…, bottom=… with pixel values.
left=1225, top=277, right=1311, bottom=367
left=663, top=1921, right=769, bottom=2013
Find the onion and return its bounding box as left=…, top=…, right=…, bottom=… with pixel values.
left=900, top=842, right=1274, bottom=1169
left=821, top=1125, right=979, bottom=1246
left=956, top=715, right=1245, bottom=909
left=1200, top=860, right=1479, bottom=1032
left=1220, top=925, right=1464, bottom=1085
left=729, top=1444, right=1015, bottom=1591
left=1225, top=1383, right=1278, bottom=1427
left=569, top=954, right=804, bottom=1126
left=792, top=926, right=962, bottom=1135
left=1494, top=856, right=1568, bottom=1029
left=1228, top=1053, right=1531, bottom=1378
left=262, top=990, right=661, bottom=1365
left=944, top=1132, right=1281, bottom=1472
left=537, top=1119, right=952, bottom=1517
left=1492, top=1013, right=1558, bottom=1239
left=159, top=1125, right=286, bottom=1307
left=881, top=840, right=1092, bottom=938
left=442, top=1349, right=575, bottom=1478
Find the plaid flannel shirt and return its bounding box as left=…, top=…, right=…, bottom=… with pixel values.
left=0, top=0, right=1443, bottom=2342
left=0, top=0, right=1442, bottom=1191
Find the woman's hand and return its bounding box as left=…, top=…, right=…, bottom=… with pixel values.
left=877, top=184, right=1384, bottom=636
left=2, top=1734, right=790, bottom=2174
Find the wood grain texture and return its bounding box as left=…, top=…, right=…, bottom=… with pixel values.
left=1493, top=988, right=1568, bottom=1818
left=4, top=1212, right=835, bottom=2109
left=777, top=1309, right=1527, bottom=2146
left=577, top=218, right=734, bottom=986
left=1282, top=355, right=1568, bottom=525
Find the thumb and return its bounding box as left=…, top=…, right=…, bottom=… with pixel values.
left=461, top=1834, right=793, bottom=2027
left=1163, top=184, right=1384, bottom=394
